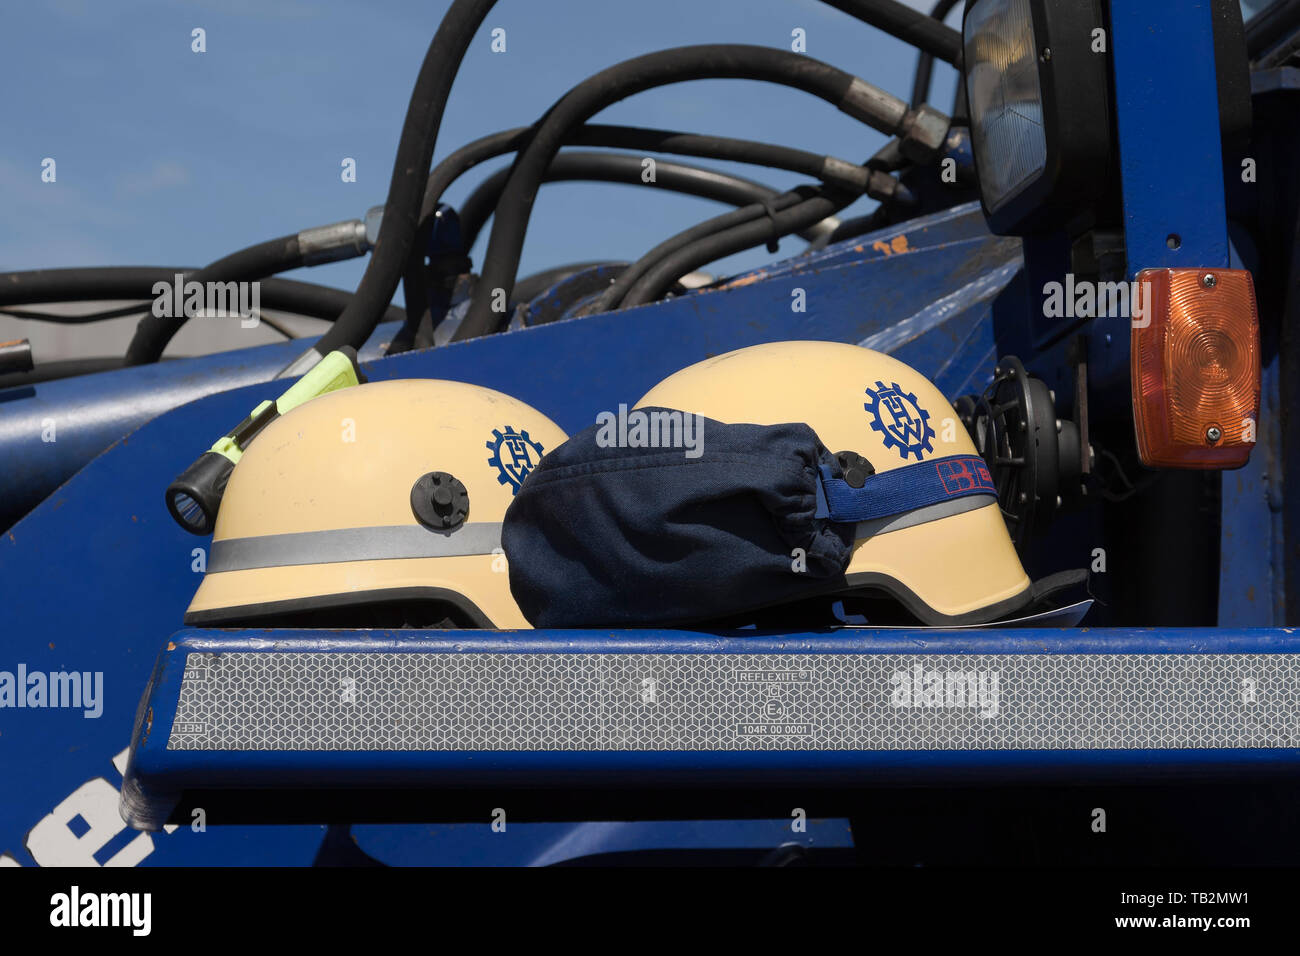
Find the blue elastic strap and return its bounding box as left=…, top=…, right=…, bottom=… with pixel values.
left=816, top=454, right=997, bottom=523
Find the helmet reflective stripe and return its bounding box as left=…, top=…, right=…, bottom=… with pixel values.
left=209, top=522, right=503, bottom=573
left=850, top=494, right=993, bottom=541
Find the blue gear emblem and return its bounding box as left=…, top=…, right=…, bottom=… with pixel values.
left=864, top=380, right=935, bottom=461
left=487, top=426, right=546, bottom=494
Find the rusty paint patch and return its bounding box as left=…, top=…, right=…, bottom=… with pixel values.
left=871, top=235, right=912, bottom=257
left=167, top=641, right=176, bottom=651
left=716, top=271, right=769, bottom=291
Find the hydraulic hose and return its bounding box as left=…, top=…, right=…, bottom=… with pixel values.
left=590, top=155, right=914, bottom=315
left=276, top=0, right=495, bottom=376
left=455, top=43, right=938, bottom=341
left=123, top=219, right=369, bottom=365
left=403, top=123, right=878, bottom=337
left=619, top=188, right=856, bottom=308
left=911, top=0, right=964, bottom=107
left=420, top=124, right=875, bottom=229
left=823, top=0, right=963, bottom=64
left=457, top=152, right=822, bottom=251
left=294, top=0, right=959, bottom=371
left=589, top=191, right=810, bottom=315
left=123, top=234, right=299, bottom=365
left=0, top=267, right=404, bottom=325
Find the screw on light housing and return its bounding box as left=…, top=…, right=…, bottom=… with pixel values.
left=1206, top=425, right=1222, bottom=444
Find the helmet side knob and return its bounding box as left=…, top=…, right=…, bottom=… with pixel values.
left=834, top=451, right=875, bottom=489
left=411, top=472, right=470, bottom=531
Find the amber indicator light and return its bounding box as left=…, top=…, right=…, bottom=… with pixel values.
left=1130, top=267, right=1260, bottom=469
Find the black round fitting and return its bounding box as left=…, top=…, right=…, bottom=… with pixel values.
left=834, top=451, right=875, bottom=489
left=411, top=471, right=470, bottom=531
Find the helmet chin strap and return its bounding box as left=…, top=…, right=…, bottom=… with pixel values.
left=815, top=453, right=999, bottom=525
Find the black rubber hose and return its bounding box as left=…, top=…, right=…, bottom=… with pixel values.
left=0, top=267, right=404, bottom=324
left=296, top=0, right=497, bottom=369
left=403, top=123, right=867, bottom=328
left=911, top=0, right=964, bottom=107
left=0, top=267, right=197, bottom=305
left=458, top=152, right=821, bottom=251
left=417, top=124, right=868, bottom=229
left=823, top=0, right=963, bottom=64
left=619, top=188, right=856, bottom=308
left=123, top=234, right=302, bottom=364
left=591, top=190, right=810, bottom=314
left=0, top=357, right=132, bottom=390
left=455, top=44, right=915, bottom=341
left=317, top=0, right=962, bottom=365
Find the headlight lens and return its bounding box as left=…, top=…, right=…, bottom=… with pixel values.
left=964, top=0, right=1046, bottom=213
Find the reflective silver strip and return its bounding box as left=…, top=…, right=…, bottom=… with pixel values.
left=168, top=650, right=1300, bottom=752
left=853, top=493, right=995, bottom=542
left=209, top=523, right=503, bottom=573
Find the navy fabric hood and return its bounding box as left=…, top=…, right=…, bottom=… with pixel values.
left=502, top=409, right=854, bottom=627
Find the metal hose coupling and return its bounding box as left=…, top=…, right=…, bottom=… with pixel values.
left=297, top=219, right=371, bottom=266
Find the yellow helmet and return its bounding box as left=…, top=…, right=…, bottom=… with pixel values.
left=637, top=340, right=1032, bottom=624
left=185, top=379, right=567, bottom=629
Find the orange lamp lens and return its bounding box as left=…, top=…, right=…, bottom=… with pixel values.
left=1130, top=267, right=1260, bottom=469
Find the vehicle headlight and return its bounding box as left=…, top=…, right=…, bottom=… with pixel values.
left=962, top=0, right=1110, bottom=236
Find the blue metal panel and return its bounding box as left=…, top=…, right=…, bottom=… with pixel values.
left=1096, top=0, right=1230, bottom=396
left=1218, top=233, right=1284, bottom=626
left=1111, top=0, right=1228, bottom=269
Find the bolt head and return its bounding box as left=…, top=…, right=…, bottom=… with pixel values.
left=1202, top=273, right=1217, bottom=288
left=1206, top=425, right=1223, bottom=443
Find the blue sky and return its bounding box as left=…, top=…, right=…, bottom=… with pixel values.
left=2, top=0, right=960, bottom=306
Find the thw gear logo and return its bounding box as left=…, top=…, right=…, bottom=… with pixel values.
left=864, top=380, right=935, bottom=461
left=487, top=426, right=545, bottom=494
